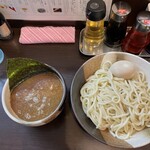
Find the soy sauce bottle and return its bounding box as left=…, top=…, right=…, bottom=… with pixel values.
left=104, top=1, right=131, bottom=48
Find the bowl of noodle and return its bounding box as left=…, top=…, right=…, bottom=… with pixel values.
left=70, top=52, right=150, bottom=148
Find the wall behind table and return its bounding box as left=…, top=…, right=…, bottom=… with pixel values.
left=4, top=0, right=150, bottom=28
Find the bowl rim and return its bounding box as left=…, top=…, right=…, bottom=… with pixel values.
left=2, top=64, right=66, bottom=126
left=70, top=51, right=150, bottom=148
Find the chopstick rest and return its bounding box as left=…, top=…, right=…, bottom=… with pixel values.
left=19, top=26, right=75, bottom=44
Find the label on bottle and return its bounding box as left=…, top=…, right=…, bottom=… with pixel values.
left=0, top=23, right=11, bottom=38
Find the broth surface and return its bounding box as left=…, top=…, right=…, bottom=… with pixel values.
left=11, top=72, right=63, bottom=121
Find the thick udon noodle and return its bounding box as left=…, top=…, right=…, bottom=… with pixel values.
left=80, top=60, right=150, bottom=140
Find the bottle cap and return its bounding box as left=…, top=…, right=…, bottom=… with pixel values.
left=111, top=1, right=131, bottom=22
left=86, top=0, right=106, bottom=21
left=136, top=11, right=150, bottom=32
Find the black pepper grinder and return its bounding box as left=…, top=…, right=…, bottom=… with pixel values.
left=0, top=12, right=13, bottom=40
left=104, top=1, right=131, bottom=48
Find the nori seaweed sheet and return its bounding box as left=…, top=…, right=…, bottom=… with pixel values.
left=7, top=58, right=53, bottom=90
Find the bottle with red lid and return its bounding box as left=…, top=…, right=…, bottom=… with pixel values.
left=122, top=11, right=150, bottom=55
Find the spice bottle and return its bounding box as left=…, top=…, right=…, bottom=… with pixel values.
left=81, top=0, right=106, bottom=55
left=0, top=12, right=13, bottom=40
left=122, top=11, right=150, bottom=55
left=104, top=1, right=131, bottom=48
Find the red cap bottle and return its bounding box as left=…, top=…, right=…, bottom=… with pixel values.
left=122, top=11, right=150, bottom=55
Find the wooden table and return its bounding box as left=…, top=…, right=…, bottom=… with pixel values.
left=0, top=27, right=149, bottom=150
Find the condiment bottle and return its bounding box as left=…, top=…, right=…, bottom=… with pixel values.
left=122, top=11, right=150, bottom=55
left=0, top=12, right=13, bottom=40
left=104, top=1, right=131, bottom=48
left=82, top=0, right=106, bottom=55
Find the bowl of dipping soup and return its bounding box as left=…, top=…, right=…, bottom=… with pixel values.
left=2, top=58, right=66, bottom=126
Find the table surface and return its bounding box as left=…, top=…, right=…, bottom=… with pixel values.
left=0, top=28, right=149, bottom=150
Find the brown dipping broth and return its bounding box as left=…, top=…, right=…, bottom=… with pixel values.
left=10, top=72, right=64, bottom=121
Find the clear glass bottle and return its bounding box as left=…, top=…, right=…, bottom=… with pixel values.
left=80, top=0, right=106, bottom=55
left=122, top=11, right=150, bottom=55
left=104, top=1, right=131, bottom=48
left=84, top=18, right=104, bottom=49
left=0, top=12, right=13, bottom=40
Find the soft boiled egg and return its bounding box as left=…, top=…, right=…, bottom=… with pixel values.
left=109, top=60, right=136, bottom=79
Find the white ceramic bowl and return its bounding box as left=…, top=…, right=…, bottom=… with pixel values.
left=70, top=52, right=150, bottom=148
left=2, top=66, right=66, bottom=127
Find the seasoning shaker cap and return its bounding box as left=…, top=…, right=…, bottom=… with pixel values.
left=135, top=11, right=150, bottom=32
left=86, top=0, right=106, bottom=21
left=110, top=1, right=131, bottom=22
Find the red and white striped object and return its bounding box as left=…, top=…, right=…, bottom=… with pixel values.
left=19, top=26, right=75, bottom=44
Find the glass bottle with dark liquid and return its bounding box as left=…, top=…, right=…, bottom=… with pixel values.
left=122, top=11, right=150, bottom=55
left=104, top=1, right=131, bottom=48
